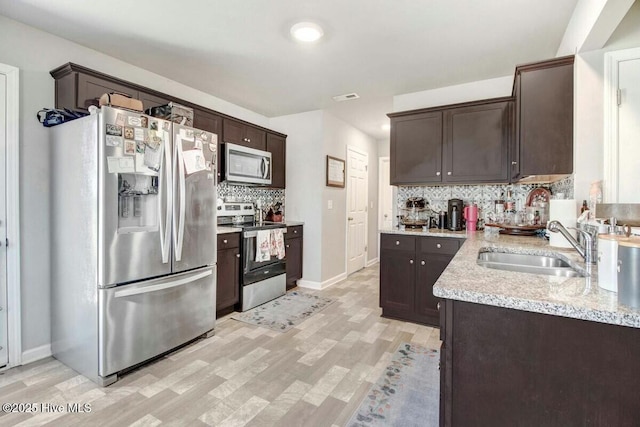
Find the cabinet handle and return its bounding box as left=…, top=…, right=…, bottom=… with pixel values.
left=436, top=171, right=441, bottom=176
left=236, top=254, right=240, bottom=258
left=421, top=260, right=425, bottom=266
left=223, top=239, right=228, bottom=244
left=437, top=302, right=441, bottom=311
left=286, top=244, right=290, bottom=248
left=395, top=241, right=400, bottom=246
left=294, top=230, right=298, bottom=233
left=247, top=138, right=251, bottom=142
left=409, top=259, right=414, bottom=264
left=511, top=161, right=518, bottom=165
left=436, top=243, right=441, bottom=248
left=447, top=172, right=452, bottom=176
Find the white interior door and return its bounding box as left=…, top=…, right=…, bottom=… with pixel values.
left=0, top=72, right=8, bottom=367
left=347, top=147, right=368, bottom=275
left=617, top=57, right=640, bottom=203
left=378, top=157, right=393, bottom=229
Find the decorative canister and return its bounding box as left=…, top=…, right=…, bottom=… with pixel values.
left=597, top=234, right=628, bottom=292
left=617, top=239, right=640, bottom=309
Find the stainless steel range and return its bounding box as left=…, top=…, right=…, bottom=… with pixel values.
left=217, top=202, right=287, bottom=311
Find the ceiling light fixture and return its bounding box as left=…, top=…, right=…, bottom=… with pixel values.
left=290, top=22, right=324, bottom=42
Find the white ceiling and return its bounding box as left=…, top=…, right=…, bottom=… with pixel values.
left=0, top=0, right=579, bottom=140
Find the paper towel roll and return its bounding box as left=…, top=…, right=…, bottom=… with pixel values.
left=549, top=199, right=577, bottom=248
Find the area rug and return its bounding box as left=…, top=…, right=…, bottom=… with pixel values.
left=348, top=342, right=440, bottom=427
left=230, top=291, right=335, bottom=332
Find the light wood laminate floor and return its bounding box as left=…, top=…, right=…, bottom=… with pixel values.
left=0, top=265, right=440, bottom=426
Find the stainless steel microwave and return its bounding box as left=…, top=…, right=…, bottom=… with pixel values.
left=225, top=142, right=272, bottom=185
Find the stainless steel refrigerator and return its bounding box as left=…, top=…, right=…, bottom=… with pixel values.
left=50, top=106, right=217, bottom=386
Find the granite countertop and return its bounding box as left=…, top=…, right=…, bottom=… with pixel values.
left=380, top=227, right=468, bottom=238
left=421, top=231, right=640, bottom=329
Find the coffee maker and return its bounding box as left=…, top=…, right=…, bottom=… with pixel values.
left=448, top=199, right=464, bottom=231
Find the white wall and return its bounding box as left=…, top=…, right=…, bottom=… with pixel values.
left=321, top=112, right=378, bottom=282
left=378, top=139, right=390, bottom=158
left=393, top=76, right=513, bottom=112
left=573, top=0, right=640, bottom=204
left=0, top=15, right=270, bottom=356
left=269, top=111, right=324, bottom=283
left=270, top=110, right=379, bottom=287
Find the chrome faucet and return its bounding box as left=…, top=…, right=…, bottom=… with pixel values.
left=548, top=220, right=595, bottom=264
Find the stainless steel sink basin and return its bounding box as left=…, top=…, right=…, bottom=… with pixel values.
left=477, top=250, right=586, bottom=278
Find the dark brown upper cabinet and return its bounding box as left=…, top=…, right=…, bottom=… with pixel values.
left=266, top=133, right=286, bottom=189
left=222, top=118, right=266, bottom=151
left=50, top=63, right=287, bottom=187
left=390, top=111, right=443, bottom=185
left=443, top=99, right=511, bottom=183
left=193, top=109, right=223, bottom=181
left=511, top=56, right=574, bottom=181
left=389, top=97, right=512, bottom=185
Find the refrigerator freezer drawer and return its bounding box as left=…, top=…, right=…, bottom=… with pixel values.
left=98, top=266, right=216, bottom=377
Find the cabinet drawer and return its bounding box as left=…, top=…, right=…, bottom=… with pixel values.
left=419, top=237, right=461, bottom=255
left=380, top=234, right=416, bottom=251
left=217, top=232, right=240, bottom=249
left=286, top=225, right=303, bottom=240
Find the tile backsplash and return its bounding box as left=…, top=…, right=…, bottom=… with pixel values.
left=397, top=176, right=574, bottom=216
left=218, top=181, right=286, bottom=214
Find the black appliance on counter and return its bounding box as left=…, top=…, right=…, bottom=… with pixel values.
left=217, top=202, right=287, bottom=311
left=448, top=199, right=464, bottom=231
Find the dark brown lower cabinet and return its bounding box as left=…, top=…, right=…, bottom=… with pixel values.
left=285, top=225, right=303, bottom=290
left=216, top=233, right=240, bottom=312
left=380, top=234, right=463, bottom=327
left=440, top=299, right=640, bottom=426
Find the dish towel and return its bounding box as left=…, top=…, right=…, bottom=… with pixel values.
left=255, top=230, right=271, bottom=262
left=270, top=229, right=286, bottom=260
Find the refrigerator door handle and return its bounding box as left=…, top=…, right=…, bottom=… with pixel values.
left=174, top=136, right=186, bottom=261
left=159, top=132, right=172, bottom=264
left=113, top=269, right=212, bottom=298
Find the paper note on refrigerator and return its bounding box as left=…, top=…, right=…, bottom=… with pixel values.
left=107, top=156, right=135, bottom=173
left=183, top=149, right=207, bottom=175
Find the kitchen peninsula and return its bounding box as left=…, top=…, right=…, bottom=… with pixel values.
left=432, top=231, right=640, bottom=426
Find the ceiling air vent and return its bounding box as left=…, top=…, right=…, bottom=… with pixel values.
left=332, top=93, right=360, bottom=102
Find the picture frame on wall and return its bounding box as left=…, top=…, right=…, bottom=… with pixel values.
left=326, top=155, right=345, bottom=188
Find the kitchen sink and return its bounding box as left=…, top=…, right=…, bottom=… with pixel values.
left=476, top=250, right=586, bottom=278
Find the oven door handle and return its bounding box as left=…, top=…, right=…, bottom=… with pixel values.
left=244, top=228, right=287, bottom=238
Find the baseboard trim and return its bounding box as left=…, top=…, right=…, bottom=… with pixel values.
left=21, top=343, right=52, bottom=365
left=366, top=257, right=379, bottom=267
left=298, top=272, right=348, bottom=290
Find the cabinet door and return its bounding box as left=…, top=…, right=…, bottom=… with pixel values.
left=244, top=126, right=267, bottom=151
left=390, top=111, right=443, bottom=185
left=139, top=91, right=171, bottom=111
left=511, top=74, right=522, bottom=180
left=380, top=248, right=415, bottom=313
left=285, top=236, right=302, bottom=289
left=267, top=133, right=286, bottom=188
left=216, top=248, right=240, bottom=310
left=415, top=252, right=453, bottom=326
left=519, top=62, right=573, bottom=176
left=223, top=118, right=244, bottom=145
left=194, top=110, right=223, bottom=181
left=443, top=101, right=510, bottom=183
left=77, top=74, right=138, bottom=111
